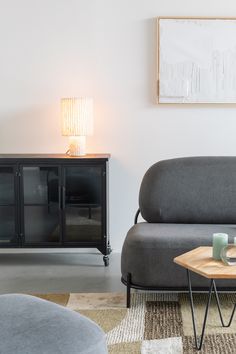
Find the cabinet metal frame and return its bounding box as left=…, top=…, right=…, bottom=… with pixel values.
left=19, top=163, right=62, bottom=247
left=0, top=164, right=19, bottom=247
left=61, top=163, right=106, bottom=251
left=0, top=155, right=110, bottom=259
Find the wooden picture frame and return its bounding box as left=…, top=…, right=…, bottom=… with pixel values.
left=157, top=17, right=236, bottom=104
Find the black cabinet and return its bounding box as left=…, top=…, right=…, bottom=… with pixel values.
left=0, top=165, right=18, bottom=245
left=0, top=154, right=111, bottom=265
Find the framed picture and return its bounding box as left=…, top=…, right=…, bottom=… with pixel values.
left=158, top=17, right=236, bottom=104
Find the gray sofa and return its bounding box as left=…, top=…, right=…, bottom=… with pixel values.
left=121, top=157, right=236, bottom=307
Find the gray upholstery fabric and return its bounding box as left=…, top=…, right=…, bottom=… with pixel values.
left=0, top=294, right=108, bottom=354
left=139, top=157, right=236, bottom=223
left=121, top=223, right=236, bottom=288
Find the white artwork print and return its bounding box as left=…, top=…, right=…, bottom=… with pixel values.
left=159, top=18, right=236, bottom=103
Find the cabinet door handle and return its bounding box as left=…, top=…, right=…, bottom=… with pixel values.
left=61, top=186, right=66, bottom=210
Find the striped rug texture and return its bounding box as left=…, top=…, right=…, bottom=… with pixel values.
left=33, top=292, right=236, bottom=354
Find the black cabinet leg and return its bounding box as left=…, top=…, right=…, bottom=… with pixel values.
left=127, top=273, right=131, bottom=308
left=103, top=255, right=109, bottom=267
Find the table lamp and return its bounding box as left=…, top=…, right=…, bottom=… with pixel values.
left=61, top=97, right=93, bottom=156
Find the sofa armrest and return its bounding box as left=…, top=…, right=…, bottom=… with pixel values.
left=134, top=209, right=140, bottom=224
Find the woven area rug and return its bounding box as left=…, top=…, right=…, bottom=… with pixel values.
left=34, top=292, right=236, bottom=354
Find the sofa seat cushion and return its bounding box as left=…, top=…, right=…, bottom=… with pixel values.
left=0, top=294, right=108, bottom=354
left=121, top=222, right=236, bottom=289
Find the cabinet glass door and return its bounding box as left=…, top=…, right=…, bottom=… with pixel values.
left=22, top=166, right=60, bottom=245
left=63, top=166, right=103, bottom=243
left=0, top=166, right=18, bottom=245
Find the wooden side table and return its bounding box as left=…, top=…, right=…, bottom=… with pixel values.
left=174, top=247, right=236, bottom=351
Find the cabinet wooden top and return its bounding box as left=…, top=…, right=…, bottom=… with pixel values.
left=0, top=153, right=110, bottom=160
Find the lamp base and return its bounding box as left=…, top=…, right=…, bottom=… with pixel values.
left=68, top=136, right=86, bottom=156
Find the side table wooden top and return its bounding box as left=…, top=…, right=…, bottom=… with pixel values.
left=174, top=246, right=236, bottom=279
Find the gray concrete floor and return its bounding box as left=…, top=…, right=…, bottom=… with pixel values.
left=0, top=251, right=125, bottom=294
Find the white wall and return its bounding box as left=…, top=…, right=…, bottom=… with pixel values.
left=1, top=0, right=236, bottom=251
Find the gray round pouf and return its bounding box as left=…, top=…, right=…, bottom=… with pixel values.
left=0, top=294, right=108, bottom=354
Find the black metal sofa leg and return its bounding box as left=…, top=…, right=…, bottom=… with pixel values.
left=126, top=273, right=131, bottom=308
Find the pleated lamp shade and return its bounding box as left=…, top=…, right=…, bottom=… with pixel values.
left=61, top=97, right=93, bottom=137
left=61, top=97, right=94, bottom=156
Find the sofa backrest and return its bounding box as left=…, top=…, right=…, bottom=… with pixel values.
left=139, top=156, right=236, bottom=224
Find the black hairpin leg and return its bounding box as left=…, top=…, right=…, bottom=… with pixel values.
left=213, top=281, right=236, bottom=327
left=187, top=270, right=236, bottom=351
left=187, top=269, right=214, bottom=351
